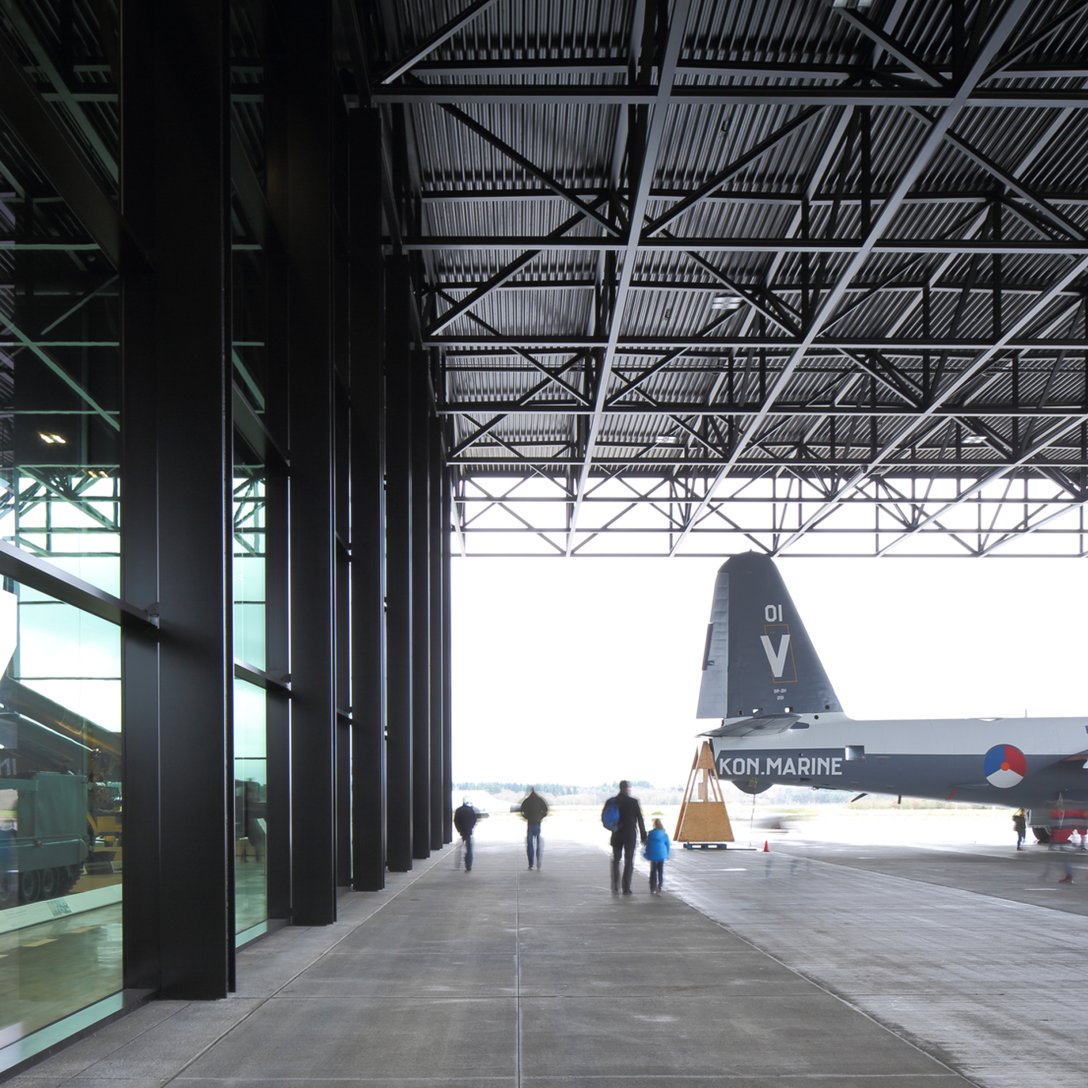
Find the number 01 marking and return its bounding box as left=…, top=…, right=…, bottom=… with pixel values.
left=764, top=604, right=782, bottom=622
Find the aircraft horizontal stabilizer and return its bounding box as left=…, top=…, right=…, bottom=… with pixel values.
left=700, top=715, right=801, bottom=738
left=1059, top=750, right=1088, bottom=764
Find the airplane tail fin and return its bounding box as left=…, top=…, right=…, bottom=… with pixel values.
left=696, top=552, right=842, bottom=719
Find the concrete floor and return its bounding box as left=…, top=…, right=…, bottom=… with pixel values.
left=3, top=823, right=1085, bottom=1088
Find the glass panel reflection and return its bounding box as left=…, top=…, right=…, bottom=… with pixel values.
left=0, top=581, right=121, bottom=1067
left=233, top=475, right=265, bottom=670
left=233, top=678, right=266, bottom=938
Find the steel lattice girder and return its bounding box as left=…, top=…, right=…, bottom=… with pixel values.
left=359, top=0, right=1088, bottom=557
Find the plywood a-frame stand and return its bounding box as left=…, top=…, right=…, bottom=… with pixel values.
left=674, top=741, right=734, bottom=847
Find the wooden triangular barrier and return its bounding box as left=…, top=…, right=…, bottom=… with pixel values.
left=674, top=741, right=734, bottom=844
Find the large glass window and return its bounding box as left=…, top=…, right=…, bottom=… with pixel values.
left=233, top=678, right=267, bottom=942
left=0, top=581, right=122, bottom=1073
left=234, top=475, right=266, bottom=670
left=233, top=469, right=267, bottom=941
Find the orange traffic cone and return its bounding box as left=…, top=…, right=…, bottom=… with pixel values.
left=763, top=840, right=769, bottom=852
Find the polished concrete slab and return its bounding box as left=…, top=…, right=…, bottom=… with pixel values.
left=4, top=816, right=1082, bottom=1088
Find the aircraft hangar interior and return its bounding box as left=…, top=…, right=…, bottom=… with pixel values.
left=1, top=0, right=1087, bottom=1079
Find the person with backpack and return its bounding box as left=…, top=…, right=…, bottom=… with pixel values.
left=644, top=817, right=670, bottom=895
left=602, top=780, right=646, bottom=895
left=519, top=787, right=549, bottom=870
left=453, top=799, right=478, bottom=872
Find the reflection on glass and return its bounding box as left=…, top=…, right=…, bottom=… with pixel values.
left=234, top=475, right=265, bottom=670
left=0, top=581, right=122, bottom=1071
left=233, top=679, right=266, bottom=940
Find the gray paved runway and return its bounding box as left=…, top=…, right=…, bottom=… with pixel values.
left=4, top=827, right=1084, bottom=1087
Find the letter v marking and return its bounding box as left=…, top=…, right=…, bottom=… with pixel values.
left=760, top=633, right=791, bottom=678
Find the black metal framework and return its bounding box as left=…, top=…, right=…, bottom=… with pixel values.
left=0, top=0, right=454, bottom=1035
left=362, top=0, right=1088, bottom=558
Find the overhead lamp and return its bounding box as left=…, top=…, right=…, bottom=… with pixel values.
left=832, top=0, right=873, bottom=8
left=710, top=293, right=742, bottom=311
left=37, top=431, right=67, bottom=445
left=963, top=434, right=987, bottom=445
left=87, top=469, right=110, bottom=478
left=655, top=434, right=681, bottom=445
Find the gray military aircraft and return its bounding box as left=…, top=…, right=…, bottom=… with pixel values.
left=697, top=553, right=1088, bottom=827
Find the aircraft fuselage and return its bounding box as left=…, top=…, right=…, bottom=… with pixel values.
left=710, top=712, right=1088, bottom=810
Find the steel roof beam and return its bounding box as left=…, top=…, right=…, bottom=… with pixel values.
left=405, top=59, right=1087, bottom=82
left=668, top=0, right=1034, bottom=553
left=4, top=3, right=119, bottom=183
left=773, top=251, right=1088, bottom=553
left=835, top=9, right=947, bottom=88
left=434, top=100, right=622, bottom=237
left=643, top=105, right=827, bottom=236
left=427, top=198, right=611, bottom=336
left=982, top=0, right=1088, bottom=81
left=418, top=185, right=1088, bottom=207
left=0, top=33, right=124, bottom=268
left=565, top=0, right=692, bottom=554
left=426, top=335, right=1088, bottom=352
left=873, top=417, right=1088, bottom=555
left=376, top=0, right=503, bottom=85
left=403, top=235, right=1088, bottom=254
left=372, top=85, right=1088, bottom=108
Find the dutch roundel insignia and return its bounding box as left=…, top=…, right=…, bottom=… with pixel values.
left=983, top=744, right=1027, bottom=788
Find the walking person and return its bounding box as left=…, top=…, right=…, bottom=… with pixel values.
left=644, top=817, right=670, bottom=895
left=603, top=780, right=646, bottom=895
left=453, top=798, right=478, bottom=872
left=1013, top=808, right=1027, bottom=851
left=519, top=787, right=549, bottom=870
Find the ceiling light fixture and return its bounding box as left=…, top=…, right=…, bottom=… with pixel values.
left=710, top=294, right=742, bottom=311
left=37, top=431, right=67, bottom=445
left=655, top=434, right=681, bottom=445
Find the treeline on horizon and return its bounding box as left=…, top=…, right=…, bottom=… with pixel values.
left=455, top=780, right=654, bottom=796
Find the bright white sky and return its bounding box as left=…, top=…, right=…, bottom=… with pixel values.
left=451, top=555, right=1088, bottom=787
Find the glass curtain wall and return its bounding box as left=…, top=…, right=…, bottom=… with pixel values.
left=0, top=583, right=122, bottom=1069
left=0, top=0, right=124, bottom=1056
left=233, top=470, right=268, bottom=941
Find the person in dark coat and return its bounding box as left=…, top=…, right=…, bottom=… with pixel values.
left=606, top=780, right=646, bottom=895
left=519, top=787, right=549, bottom=870
left=453, top=799, right=478, bottom=872
left=1013, top=808, right=1027, bottom=851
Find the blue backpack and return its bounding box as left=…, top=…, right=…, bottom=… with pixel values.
left=601, top=798, right=621, bottom=831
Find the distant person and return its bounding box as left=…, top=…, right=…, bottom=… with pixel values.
left=644, top=817, right=670, bottom=895
left=453, top=798, right=478, bottom=872
left=603, top=780, right=646, bottom=895
left=1013, top=808, right=1027, bottom=851
left=519, top=787, right=549, bottom=870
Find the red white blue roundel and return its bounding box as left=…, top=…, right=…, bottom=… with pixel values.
left=984, top=744, right=1027, bottom=788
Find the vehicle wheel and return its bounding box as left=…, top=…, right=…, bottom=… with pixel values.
left=39, top=867, right=58, bottom=900
left=1032, top=826, right=1050, bottom=844
left=54, top=865, right=81, bottom=897
left=18, top=869, right=41, bottom=903
left=0, top=873, right=16, bottom=910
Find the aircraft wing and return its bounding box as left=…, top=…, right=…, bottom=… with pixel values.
left=700, top=715, right=801, bottom=738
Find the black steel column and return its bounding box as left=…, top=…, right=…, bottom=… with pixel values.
left=385, top=255, right=413, bottom=872
left=350, top=107, right=387, bottom=890
left=118, top=0, right=159, bottom=993
left=284, top=0, right=337, bottom=924
left=146, top=0, right=233, bottom=998
left=410, top=352, right=431, bottom=860
left=335, top=385, right=351, bottom=886
left=428, top=413, right=445, bottom=850
left=262, top=0, right=292, bottom=927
